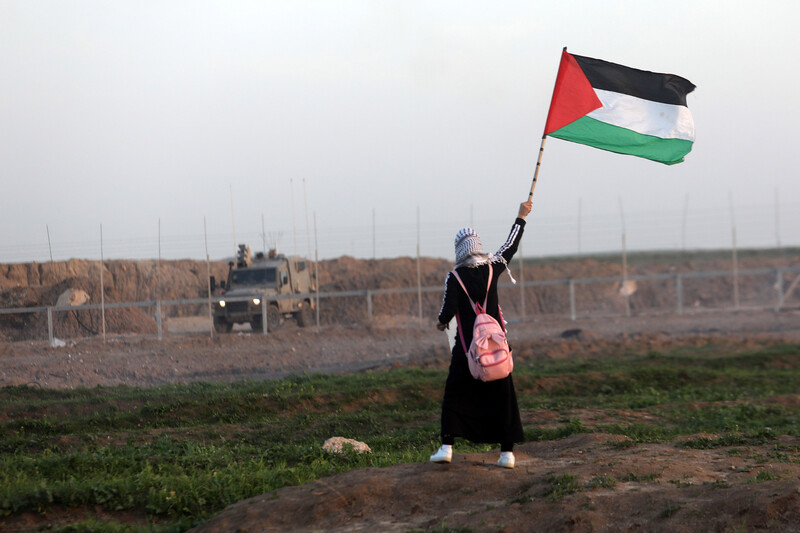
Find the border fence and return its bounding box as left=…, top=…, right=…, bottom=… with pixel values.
left=2, top=265, right=799, bottom=347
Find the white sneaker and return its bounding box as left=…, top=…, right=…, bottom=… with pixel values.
left=429, top=445, right=452, bottom=463
left=497, top=451, right=515, bottom=469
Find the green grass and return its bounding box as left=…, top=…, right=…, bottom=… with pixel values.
left=1, top=342, right=800, bottom=531
left=586, top=475, right=616, bottom=490
left=618, top=471, right=661, bottom=483
left=542, top=473, right=581, bottom=501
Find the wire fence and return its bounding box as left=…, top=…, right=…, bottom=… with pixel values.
left=3, top=265, right=799, bottom=347
left=2, top=200, right=800, bottom=265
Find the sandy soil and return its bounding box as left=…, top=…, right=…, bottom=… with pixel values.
left=3, top=309, right=800, bottom=532
left=2, top=309, right=799, bottom=389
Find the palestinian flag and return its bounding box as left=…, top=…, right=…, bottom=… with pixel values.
left=544, top=49, right=696, bottom=165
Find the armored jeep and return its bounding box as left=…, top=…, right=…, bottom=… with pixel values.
left=211, top=245, right=315, bottom=333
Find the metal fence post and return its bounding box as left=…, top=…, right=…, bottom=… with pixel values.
left=676, top=274, right=683, bottom=315
left=156, top=301, right=163, bottom=341
left=569, top=279, right=576, bottom=321
left=262, top=299, right=268, bottom=335
left=366, top=290, right=373, bottom=321
left=731, top=227, right=740, bottom=309
left=47, top=307, right=54, bottom=347
left=776, top=269, right=784, bottom=311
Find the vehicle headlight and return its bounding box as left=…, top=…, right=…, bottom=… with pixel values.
left=252, top=298, right=261, bottom=306
left=219, top=300, right=226, bottom=308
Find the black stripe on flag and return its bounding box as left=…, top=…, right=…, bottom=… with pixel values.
left=572, top=54, right=696, bottom=106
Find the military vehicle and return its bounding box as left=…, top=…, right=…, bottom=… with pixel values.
left=211, top=244, right=315, bottom=333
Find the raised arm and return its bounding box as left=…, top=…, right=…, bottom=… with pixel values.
left=495, top=201, right=532, bottom=263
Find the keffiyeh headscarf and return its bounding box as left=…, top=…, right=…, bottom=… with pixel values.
left=454, top=227, right=516, bottom=282
left=454, top=227, right=488, bottom=268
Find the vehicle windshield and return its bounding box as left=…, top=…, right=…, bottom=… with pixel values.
left=231, top=268, right=277, bottom=286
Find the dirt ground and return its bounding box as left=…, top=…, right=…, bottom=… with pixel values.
left=3, top=308, right=800, bottom=531
left=193, top=434, right=800, bottom=533
left=2, top=309, right=799, bottom=390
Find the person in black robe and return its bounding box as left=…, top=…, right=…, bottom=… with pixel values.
left=430, top=200, right=532, bottom=469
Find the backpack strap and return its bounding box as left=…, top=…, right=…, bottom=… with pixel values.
left=450, top=264, right=496, bottom=354
left=450, top=263, right=493, bottom=314
left=454, top=312, right=468, bottom=354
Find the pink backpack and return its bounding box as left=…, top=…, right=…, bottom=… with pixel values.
left=451, top=263, right=513, bottom=382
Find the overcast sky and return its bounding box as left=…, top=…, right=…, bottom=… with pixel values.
left=2, top=1, right=799, bottom=262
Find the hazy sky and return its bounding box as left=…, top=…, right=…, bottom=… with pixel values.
left=2, top=1, right=799, bottom=262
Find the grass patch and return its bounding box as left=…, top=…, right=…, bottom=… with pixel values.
left=618, top=471, right=661, bottom=483
left=751, top=470, right=781, bottom=483
left=542, top=473, right=581, bottom=502
left=585, top=475, right=616, bottom=490
left=525, top=417, right=588, bottom=442
left=607, top=439, right=636, bottom=450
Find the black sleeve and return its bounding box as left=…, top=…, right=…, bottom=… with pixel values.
left=438, top=272, right=458, bottom=324
left=494, top=217, right=526, bottom=263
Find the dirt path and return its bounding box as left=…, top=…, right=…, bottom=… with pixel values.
left=1, top=309, right=799, bottom=389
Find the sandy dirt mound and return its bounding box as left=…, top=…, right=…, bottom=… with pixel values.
left=0, top=276, right=159, bottom=342
left=191, top=433, right=800, bottom=532
left=3, top=252, right=800, bottom=341
left=0, top=256, right=453, bottom=340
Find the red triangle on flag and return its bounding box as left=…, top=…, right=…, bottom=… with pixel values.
left=543, top=50, right=602, bottom=135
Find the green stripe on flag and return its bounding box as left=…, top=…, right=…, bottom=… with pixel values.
left=548, top=116, right=693, bottom=165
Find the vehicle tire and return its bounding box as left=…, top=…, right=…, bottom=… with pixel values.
left=266, top=305, right=281, bottom=331
left=250, top=314, right=263, bottom=332
left=214, top=316, right=233, bottom=333
left=295, top=301, right=314, bottom=327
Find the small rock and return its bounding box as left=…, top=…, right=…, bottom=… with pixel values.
left=322, top=437, right=371, bottom=454
left=56, top=288, right=90, bottom=307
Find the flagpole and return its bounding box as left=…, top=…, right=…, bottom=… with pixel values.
left=528, top=135, right=547, bottom=199
left=528, top=46, right=566, bottom=200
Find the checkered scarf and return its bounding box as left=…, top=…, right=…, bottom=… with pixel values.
left=454, top=227, right=515, bottom=282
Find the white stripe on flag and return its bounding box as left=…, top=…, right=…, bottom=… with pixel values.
left=589, top=89, right=695, bottom=142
